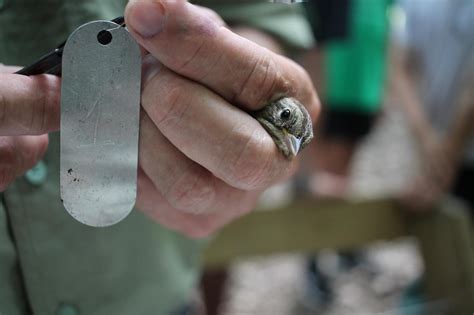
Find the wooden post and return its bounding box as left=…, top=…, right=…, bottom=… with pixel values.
left=408, top=197, right=474, bottom=314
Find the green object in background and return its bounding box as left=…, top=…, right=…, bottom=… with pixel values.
left=55, top=304, right=79, bottom=315
left=325, top=0, right=392, bottom=113
left=397, top=279, right=426, bottom=315
left=24, top=161, right=48, bottom=186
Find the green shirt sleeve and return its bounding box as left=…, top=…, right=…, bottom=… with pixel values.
left=197, top=1, right=315, bottom=53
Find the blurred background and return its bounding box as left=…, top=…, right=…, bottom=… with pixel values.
left=199, top=0, right=474, bottom=314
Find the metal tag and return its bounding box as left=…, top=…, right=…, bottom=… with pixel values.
left=60, top=21, right=141, bottom=227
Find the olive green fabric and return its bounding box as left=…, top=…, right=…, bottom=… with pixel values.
left=0, top=200, right=30, bottom=315
left=198, top=1, right=314, bottom=53
left=324, top=0, right=392, bottom=113
left=3, top=150, right=205, bottom=314
left=0, top=1, right=313, bottom=314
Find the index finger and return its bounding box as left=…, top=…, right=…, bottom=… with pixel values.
left=0, top=74, right=60, bottom=136
left=125, top=0, right=319, bottom=118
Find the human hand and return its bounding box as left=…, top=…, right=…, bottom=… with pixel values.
left=125, top=0, right=320, bottom=237
left=398, top=176, right=445, bottom=212
left=419, top=135, right=456, bottom=190
left=398, top=140, right=456, bottom=212
left=0, top=67, right=60, bottom=191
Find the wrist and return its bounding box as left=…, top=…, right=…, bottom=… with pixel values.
left=416, top=127, right=439, bottom=156
left=442, top=137, right=462, bottom=166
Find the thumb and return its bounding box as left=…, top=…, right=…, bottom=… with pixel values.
left=0, top=73, right=60, bottom=136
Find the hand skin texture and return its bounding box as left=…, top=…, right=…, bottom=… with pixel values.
left=0, top=67, right=60, bottom=191
left=0, top=0, right=320, bottom=237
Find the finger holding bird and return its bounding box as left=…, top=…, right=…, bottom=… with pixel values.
left=129, top=0, right=320, bottom=194
left=140, top=62, right=299, bottom=190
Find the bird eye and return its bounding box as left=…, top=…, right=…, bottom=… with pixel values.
left=280, top=109, right=291, bottom=120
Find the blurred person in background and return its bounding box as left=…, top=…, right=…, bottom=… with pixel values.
left=298, top=0, right=393, bottom=311
left=303, top=0, right=392, bottom=197
left=392, top=0, right=474, bottom=217
left=391, top=0, right=474, bottom=312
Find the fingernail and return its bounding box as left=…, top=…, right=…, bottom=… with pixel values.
left=127, top=0, right=165, bottom=38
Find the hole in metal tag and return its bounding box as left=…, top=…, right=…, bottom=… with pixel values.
left=60, top=21, right=141, bottom=227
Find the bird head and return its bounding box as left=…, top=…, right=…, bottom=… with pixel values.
left=253, top=97, right=313, bottom=159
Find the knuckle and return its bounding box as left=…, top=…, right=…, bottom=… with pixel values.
left=293, top=62, right=321, bottom=121
left=29, top=93, right=48, bottom=134
left=0, top=83, right=50, bottom=135
left=227, top=128, right=274, bottom=190
left=235, top=53, right=280, bottom=107
left=167, top=171, right=216, bottom=213
left=293, top=61, right=310, bottom=83
left=175, top=39, right=207, bottom=73
left=144, top=76, right=190, bottom=130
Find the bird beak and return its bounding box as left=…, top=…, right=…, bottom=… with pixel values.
left=283, top=130, right=302, bottom=157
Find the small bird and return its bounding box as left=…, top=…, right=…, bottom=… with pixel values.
left=253, top=97, right=313, bottom=159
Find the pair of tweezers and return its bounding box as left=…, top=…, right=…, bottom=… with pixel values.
left=16, top=17, right=125, bottom=76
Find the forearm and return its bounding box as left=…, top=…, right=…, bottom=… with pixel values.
left=443, top=61, right=474, bottom=163
left=389, top=45, right=438, bottom=149
left=392, top=71, right=436, bottom=145
left=445, top=106, right=474, bottom=163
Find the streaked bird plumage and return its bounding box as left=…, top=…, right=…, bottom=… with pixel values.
left=253, top=97, right=313, bottom=159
